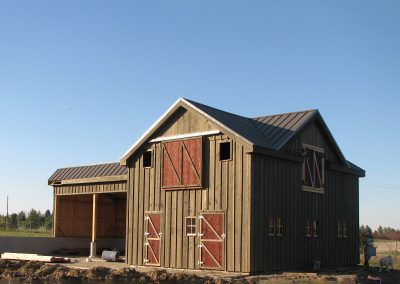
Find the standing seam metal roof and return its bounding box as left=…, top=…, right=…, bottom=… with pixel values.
left=48, top=162, right=128, bottom=183
left=185, top=98, right=317, bottom=151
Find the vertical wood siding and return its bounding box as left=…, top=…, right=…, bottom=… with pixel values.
left=54, top=181, right=127, bottom=195
left=55, top=194, right=126, bottom=238
left=251, top=119, right=360, bottom=271
left=126, top=109, right=252, bottom=272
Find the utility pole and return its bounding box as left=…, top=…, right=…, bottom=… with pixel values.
left=6, top=195, right=9, bottom=231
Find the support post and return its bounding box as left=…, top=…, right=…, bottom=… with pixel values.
left=53, top=195, right=58, bottom=237
left=90, top=193, right=98, bottom=258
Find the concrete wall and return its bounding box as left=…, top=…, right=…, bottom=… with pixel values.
left=0, top=237, right=125, bottom=256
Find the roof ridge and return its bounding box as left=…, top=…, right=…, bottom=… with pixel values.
left=54, top=161, right=122, bottom=171
left=182, top=98, right=253, bottom=120
left=252, top=108, right=318, bottom=120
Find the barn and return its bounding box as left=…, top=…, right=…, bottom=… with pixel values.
left=48, top=97, right=365, bottom=273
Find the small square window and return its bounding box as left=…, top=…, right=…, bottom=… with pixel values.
left=219, top=141, right=231, bottom=161
left=143, top=150, right=153, bottom=168
left=185, top=217, right=196, bottom=236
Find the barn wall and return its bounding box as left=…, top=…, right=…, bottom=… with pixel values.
left=251, top=120, right=360, bottom=271
left=126, top=108, right=252, bottom=272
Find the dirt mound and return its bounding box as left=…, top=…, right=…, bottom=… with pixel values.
left=0, top=260, right=217, bottom=283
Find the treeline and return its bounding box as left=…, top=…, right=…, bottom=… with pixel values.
left=0, top=209, right=53, bottom=230
left=373, top=226, right=400, bottom=240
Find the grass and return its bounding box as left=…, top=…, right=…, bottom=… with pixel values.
left=0, top=229, right=52, bottom=238
left=362, top=239, right=400, bottom=270
left=368, top=251, right=400, bottom=270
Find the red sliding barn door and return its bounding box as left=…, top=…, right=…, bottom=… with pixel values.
left=144, top=212, right=162, bottom=266
left=199, top=212, right=225, bottom=270
left=162, top=138, right=202, bottom=189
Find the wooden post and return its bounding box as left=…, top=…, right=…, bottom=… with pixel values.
left=6, top=195, right=9, bottom=231
left=90, top=193, right=98, bottom=258
left=53, top=195, right=58, bottom=237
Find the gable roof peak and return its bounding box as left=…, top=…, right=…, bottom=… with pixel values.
left=253, top=108, right=318, bottom=120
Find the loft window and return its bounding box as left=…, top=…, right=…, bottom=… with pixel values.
left=143, top=150, right=153, bottom=168
left=268, top=216, right=283, bottom=237
left=185, top=217, right=197, bottom=236
left=219, top=141, right=231, bottom=161
left=303, top=144, right=325, bottom=193
left=338, top=221, right=348, bottom=238
left=306, top=219, right=319, bottom=237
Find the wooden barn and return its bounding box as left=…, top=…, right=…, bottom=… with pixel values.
left=49, top=98, right=365, bottom=273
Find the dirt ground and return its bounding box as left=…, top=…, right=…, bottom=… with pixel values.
left=1, top=259, right=400, bottom=283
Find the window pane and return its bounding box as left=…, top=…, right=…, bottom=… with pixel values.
left=313, top=220, right=319, bottom=237
left=268, top=217, right=275, bottom=236
left=186, top=217, right=196, bottom=236
left=315, top=152, right=324, bottom=188
left=343, top=222, right=347, bottom=238
left=276, top=217, right=283, bottom=236
left=306, top=220, right=311, bottom=237
left=304, top=149, right=314, bottom=187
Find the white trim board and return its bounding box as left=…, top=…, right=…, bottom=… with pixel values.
left=150, top=130, right=221, bottom=143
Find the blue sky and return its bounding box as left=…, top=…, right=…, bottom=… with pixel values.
left=0, top=1, right=399, bottom=230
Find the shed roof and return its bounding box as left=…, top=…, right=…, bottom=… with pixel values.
left=48, top=162, right=128, bottom=185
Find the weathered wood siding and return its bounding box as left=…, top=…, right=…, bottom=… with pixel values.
left=126, top=108, right=252, bottom=272
left=250, top=121, right=359, bottom=271
left=53, top=181, right=127, bottom=195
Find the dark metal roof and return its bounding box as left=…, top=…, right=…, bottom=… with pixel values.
left=48, top=162, right=128, bottom=183
left=251, top=110, right=317, bottom=150
left=185, top=99, right=316, bottom=151
left=186, top=99, right=276, bottom=149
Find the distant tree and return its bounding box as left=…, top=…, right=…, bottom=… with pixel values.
left=44, top=210, right=51, bottom=218
left=373, top=226, right=400, bottom=240
left=0, top=215, right=5, bottom=229
left=26, top=209, right=41, bottom=229
left=359, top=225, right=374, bottom=253
left=44, top=210, right=53, bottom=229
left=18, top=211, right=26, bottom=222
left=9, top=213, right=18, bottom=227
